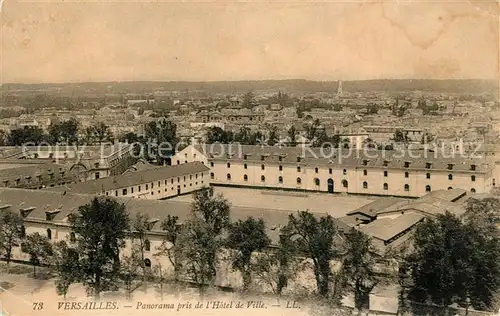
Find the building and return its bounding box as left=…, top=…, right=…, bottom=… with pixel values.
left=362, top=126, right=425, bottom=143
left=172, top=144, right=494, bottom=198
left=0, top=160, right=77, bottom=189
left=49, top=162, right=210, bottom=200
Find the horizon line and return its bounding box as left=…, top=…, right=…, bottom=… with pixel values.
left=1, top=77, right=499, bottom=86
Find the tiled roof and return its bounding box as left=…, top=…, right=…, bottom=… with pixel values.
left=192, top=144, right=492, bottom=172
left=359, top=213, right=425, bottom=241
left=48, top=162, right=209, bottom=194
left=0, top=188, right=346, bottom=245
left=346, top=197, right=407, bottom=218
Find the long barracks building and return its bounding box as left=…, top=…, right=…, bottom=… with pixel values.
left=173, top=144, right=496, bottom=198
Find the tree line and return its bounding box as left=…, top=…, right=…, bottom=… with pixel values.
left=0, top=189, right=498, bottom=313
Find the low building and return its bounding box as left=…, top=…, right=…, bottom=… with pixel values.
left=49, top=162, right=210, bottom=200
left=172, top=144, right=494, bottom=198
left=0, top=161, right=77, bottom=189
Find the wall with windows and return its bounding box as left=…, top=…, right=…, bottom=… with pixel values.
left=101, top=171, right=207, bottom=200
left=208, top=160, right=489, bottom=197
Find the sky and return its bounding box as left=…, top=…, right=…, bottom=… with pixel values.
left=1, top=0, right=499, bottom=83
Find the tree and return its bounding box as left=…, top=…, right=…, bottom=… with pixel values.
left=393, top=129, right=407, bottom=143
left=366, top=103, right=378, bottom=114
left=69, top=197, right=130, bottom=298
left=341, top=230, right=382, bottom=313
left=119, top=132, right=139, bottom=144
left=407, top=212, right=500, bottom=311
left=191, top=187, right=230, bottom=235
left=226, top=217, right=271, bottom=291
left=287, top=125, right=297, bottom=147
left=0, top=210, right=24, bottom=264
left=85, top=122, right=114, bottom=144
left=267, top=126, right=279, bottom=146
left=0, top=129, right=6, bottom=146
left=242, top=92, right=255, bottom=108
left=281, top=211, right=339, bottom=296
left=130, top=213, right=150, bottom=277
left=233, top=126, right=252, bottom=145
left=206, top=126, right=233, bottom=144
left=53, top=241, right=81, bottom=299
left=7, top=126, right=47, bottom=146
left=156, top=215, right=181, bottom=281
left=463, top=197, right=500, bottom=237
left=21, top=233, right=53, bottom=277
left=120, top=251, right=143, bottom=300
left=48, top=118, right=79, bottom=144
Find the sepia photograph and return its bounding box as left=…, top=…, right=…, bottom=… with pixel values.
left=0, top=0, right=499, bottom=315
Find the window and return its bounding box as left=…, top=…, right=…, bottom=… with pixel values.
left=278, top=156, right=283, bottom=162
left=297, top=166, right=301, bottom=172
left=144, top=259, right=151, bottom=268
left=342, top=179, right=348, bottom=188
left=383, top=160, right=389, bottom=167
left=278, top=176, right=283, bottom=184
left=404, top=161, right=410, bottom=168
left=227, top=173, right=231, bottom=180
left=138, top=185, right=141, bottom=192
left=448, top=186, right=453, bottom=190
left=177, top=160, right=180, bottom=165
left=405, top=172, right=409, bottom=178
left=384, top=171, right=388, bottom=177
left=279, top=165, right=283, bottom=171
left=115, top=191, right=118, bottom=197
left=244, top=154, right=248, bottom=160
left=426, top=185, right=431, bottom=192
left=95, top=172, right=100, bottom=179
left=425, top=162, right=432, bottom=169
left=448, top=174, right=453, bottom=180
left=171, top=179, right=174, bottom=184
left=315, top=167, right=319, bottom=173
left=131, top=187, right=134, bottom=194
left=383, top=183, right=388, bottom=190
left=122, top=189, right=127, bottom=196
left=47, top=228, right=52, bottom=240
left=261, top=155, right=265, bottom=161
left=470, top=164, right=476, bottom=171
left=297, top=177, right=302, bottom=184
left=227, top=162, right=231, bottom=168
left=189, top=176, right=192, bottom=181
left=146, top=184, right=149, bottom=190
left=297, top=157, right=301, bottom=162
left=426, top=173, right=431, bottom=179
left=152, top=182, right=154, bottom=189
left=447, top=164, right=454, bottom=170
left=363, top=181, right=368, bottom=189
left=244, top=163, right=248, bottom=169
left=404, top=184, right=410, bottom=191
left=261, top=164, right=265, bottom=170
left=261, top=175, right=266, bottom=182
left=329, top=168, right=332, bottom=174
left=210, top=162, right=214, bottom=167
left=314, top=178, right=320, bottom=186
left=177, top=177, right=180, bottom=183
left=210, top=173, right=214, bottom=179
left=144, top=240, right=151, bottom=251
left=471, top=175, right=476, bottom=182
left=362, top=160, right=368, bottom=166
left=363, top=170, right=367, bottom=176
left=243, top=174, right=248, bottom=181
left=343, top=169, right=347, bottom=175
left=471, top=188, right=476, bottom=193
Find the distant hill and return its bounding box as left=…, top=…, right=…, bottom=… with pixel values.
left=2, top=79, right=498, bottom=95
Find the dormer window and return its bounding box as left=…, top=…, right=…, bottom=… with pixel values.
left=404, top=161, right=410, bottom=168
left=448, top=164, right=454, bottom=170
left=20, top=207, right=35, bottom=218
left=261, top=155, right=265, bottom=161
left=297, top=157, right=302, bottom=163
left=94, top=162, right=100, bottom=168
left=383, top=160, right=389, bottom=167
left=362, top=160, right=368, bottom=166
left=243, top=154, right=248, bottom=160
left=425, top=162, right=432, bottom=169
left=278, top=156, right=282, bottom=162
left=470, top=164, right=476, bottom=171
left=46, top=210, right=60, bottom=221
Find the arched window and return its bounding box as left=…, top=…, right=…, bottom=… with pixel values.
left=363, top=170, right=367, bottom=176
left=261, top=164, right=265, bottom=170
left=471, top=175, right=476, bottom=182
left=210, top=172, right=214, bottom=179
left=297, top=177, right=302, bottom=184
left=177, top=160, right=180, bottom=165
left=243, top=174, right=248, bottom=181
left=448, top=174, right=453, bottom=180
left=383, top=183, right=388, bottom=190
left=383, top=171, right=388, bottom=177
left=425, top=185, right=431, bottom=192
left=279, top=165, right=283, bottom=171
left=144, top=239, right=151, bottom=251
left=244, top=163, right=248, bottom=169
left=47, top=228, right=52, bottom=240
left=297, top=166, right=301, bottom=172
left=70, top=232, right=76, bottom=242
left=404, top=172, right=409, bottom=178
left=261, top=175, right=266, bottom=182
left=471, top=188, right=476, bottom=193
left=404, top=184, right=410, bottom=191
left=314, top=178, right=320, bottom=186
left=342, top=179, right=348, bottom=188
left=315, top=167, right=319, bottom=173
left=448, top=186, right=453, bottom=190
left=426, top=173, right=431, bottom=179
left=343, top=169, right=347, bottom=175
left=144, top=258, right=151, bottom=268
left=278, top=176, right=283, bottom=184
left=227, top=173, right=231, bottom=180
left=363, top=181, right=368, bottom=189
left=227, top=162, right=231, bottom=168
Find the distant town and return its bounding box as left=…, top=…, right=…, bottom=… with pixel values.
left=0, top=79, right=499, bottom=316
